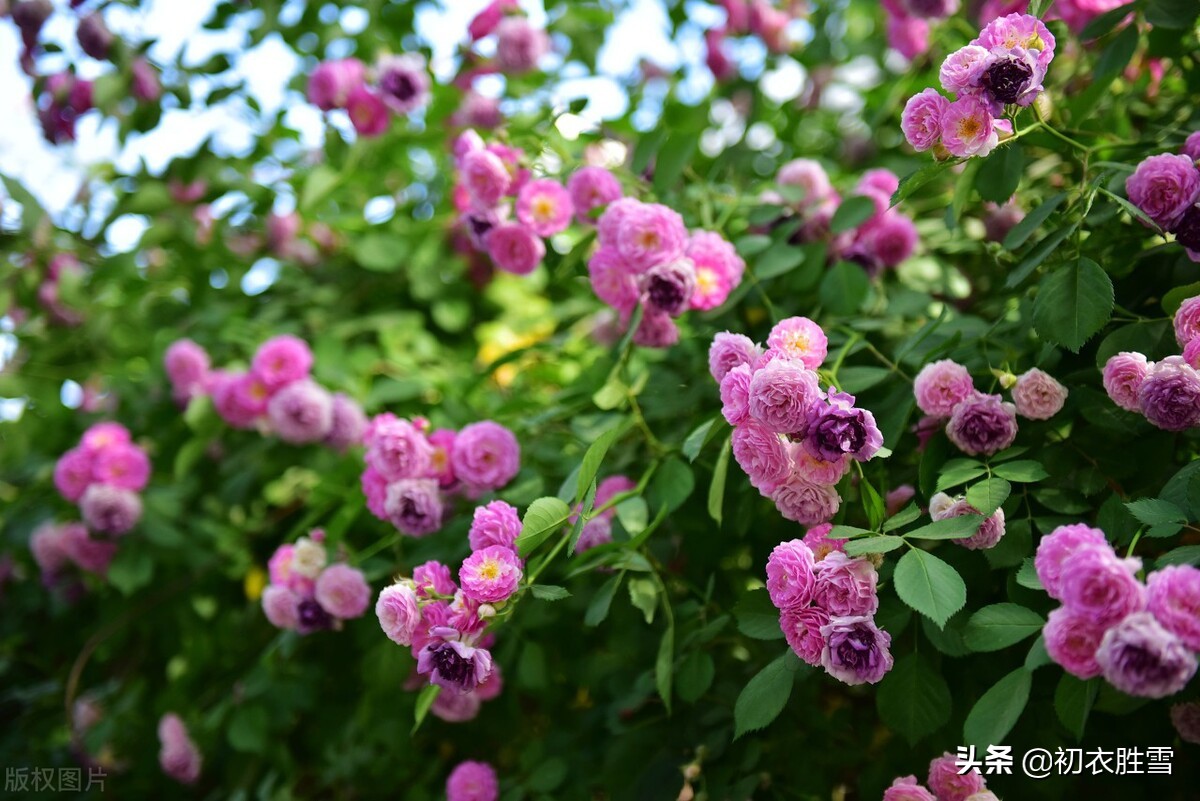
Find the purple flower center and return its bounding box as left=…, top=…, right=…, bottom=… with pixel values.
left=647, top=274, right=686, bottom=313
left=1173, top=206, right=1200, bottom=250
left=982, top=58, right=1033, bottom=105
left=835, top=624, right=876, bottom=669
left=813, top=411, right=866, bottom=457
left=297, top=598, right=331, bottom=631
left=431, top=643, right=474, bottom=688
left=382, top=71, right=417, bottom=103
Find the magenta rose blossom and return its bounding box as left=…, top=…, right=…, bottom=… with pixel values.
left=1034, top=523, right=1109, bottom=599
left=164, top=338, right=210, bottom=403
left=446, top=760, right=499, bottom=801
left=1043, top=606, right=1106, bottom=679
left=780, top=605, right=830, bottom=667
left=376, top=583, right=421, bottom=646
left=901, top=88, right=949, bottom=152
left=261, top=585, right=302, bottom=630
left=765, top=539, right=817, bottom=610
left=776, top=158, right=833, bottom=209
left=251, top=334, right=313, bottom=391
left=708, top=331, right=761, bottom=382
left=945, top=393, right=1018, bottom=456
left=494, top=16, right=550, bottom=73
left=1102, top=351, right=1150, bottom=412
left=1138, top=357, right=1200, bottom=431
left=766, top=316, right=828, bottom=370
left=1125, top=153, right=1200, bottom=230
left=883, top=776, right=937, bottom=801
left=376, top=53, right=430, bottom=115
left=468, top=500, right=522, bottom=551
left=927, top=752, right=985, bottom=801
left=614, top=202, right=688, bottom=272
left=940, top=95, right=998, bottom=158
left=1146, top=565, right=1200, bottom=651
left=325, top=393, right=368, bottom=451
left=719, top=364, right=753, bottom=426
left=53, top=447, right=94, bottom=503
left=516, top=178, right=573, bottom=237
left=931, top=495, right=1007, bottom=550
left=913, top=359, right=974, bottom=418
left=820, top=615, right=893, bottom=685
left=1012, top=368, right=1068, bottom=420
left=459, top=545, right=523, bottom=604
left=307, top=58, right=366, bottom=110
left=315, top=564, right=371, bottom=620
left=938, top=44, right=990, bottom=94
left=567, top=165, right=622, bottom=223
left=452, top=421, right=520, bottom=490
left=266, top=379, right=334, bottom=444
left=790, top=447, right=850, bottom=486
left=384, top=478, right=444, bottom=536
left=1095, top=612, right=1198, bottom=699
left=748, top=360, right=823, bottom=435
left=588, top=247, right=640, bottom=312
left=1058, top=546, right=1146, bottom=626
left=1173, top=296, right=1200, bottom=348
left=485, top=222, right=545, bottom=275
left=365, top=416, right=433, bottom=480
left=731, top=421, right=791, bottom=495
left=802, top=522, right=845, bottom=561
left=80, top=484, right=143, bottom=536
left=158, top=713, right=202, bottom=785
left=413, top=560, right=457, bottom=598
left=687, top=230, right=744, bottom=310
left=460, top=149, right=512, bottom=207
left=772, top=474, right=841, bottom=525
left=813, top=552, right=879, bottom=616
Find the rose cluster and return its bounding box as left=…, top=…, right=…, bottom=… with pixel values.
left=158, top=713, right=202, bottom=785
left=306, top=53, right=431, bottom=138
left=361, top=416, right=520, bottom=537
left=164, top=336, right=367, bottom=450
left=702, top=1, right=793, bottom=81
left=446, top=759, right=499, bottom=801
left=913, top=360, right=1067, bottom=456
left=260, top=530, right=371, bottom=634
left=1102, top=295, right=1200, bottom=431
left=764, top=160, right=919, bottom=275
left=590, top=197, right=746, bottom=347
left=711, top=318, right=884, bottom=526
left=902, top=13, right=1056, bottom=159
left=52, top=422, right=150, bottom=546
left=465, top=1, right=549, bottom=76
left=882, top=752, right=998, bottom=801
left=1125, top=141, right=1200, bottom=261
left=1037, top=524, right=1199, bottom=699
left=375, top=501, right=527, bottom=718
left=766, top=531, right=894, bottom=685
left=881, top=0, right=960, bottom=62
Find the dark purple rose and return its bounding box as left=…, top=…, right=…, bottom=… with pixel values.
left=945, top=393, right=1018, bottom=456
left=416, top=629, right=494, bottom=694
left=1138, top=357, right=1200, bottom=432
left=820, top=615, right=894, bottom=685
left=1173, top=205, right=1200, bottom=251
left=76, top=13, right=114, bottom=60
left=1095, top=612, right=1197, bottom=699
left=803, top=391, right=884, bottom=462
left=641, top=259, right=698, bottom=317
left=296, top=596, right=332, bottom=633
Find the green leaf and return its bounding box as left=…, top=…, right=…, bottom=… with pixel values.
left=734, top=590, right=785, bottom=641
left=1025, top=635, right=1052, bottom=670
left=1006, top=223, right=1077, bottom=288
left=515, top=497, right=573, bottom=557
left=530, top=584, right=571, bottom=601
left=632, top=128, right=666, bottom=174
left=1080, top=3, right=1136, bottom=39
left=628, top=577, right=658, bottom=624
left=827, top=525, right=875, bottom=539
left=615, top=496, right=649, bottom=535
left=1145, top=0, right=1200, bottom=28
left=301, top=165, right=339, bottom=210
left=1162, top=282, right=1200, bottom=317
left=830, top=195, right=877, bottom=233
left=733, top=651, right=798, bottom=739
left=353, top=234, right=408, bottom=272
left=653, top=132, right=699, bottom=195
left=904, top=515, right=986, bottom=540
left=1016, top=558, right=1045, bottom=591
left=108, top=546, right=154, bottom=596
left=656, top=624, right=674, bottom=714
left=893, top=549, right=967, bottom=627
left=975, top=143, right=1025, bottom=203
left=1093, top=23, right=1139, bottom=80
left=992, top=460, right=1050, bottom=483
left=1055, top=675, right=1099, bottom=740
left=682, top=417, right=718, bottom=462
left=1156, top=545, right=1200, bottom=567
left=755, top=241, right=806, bottom=279
left=935, top=459, right=988, bottom=491
left=677, top=651, right=715, bottom=703
left=576, top=424, right=624, bottom=506
left=883, top=504, right=922, bottom=532
left=1125, top=498, right=1186, bottom=527
left=965, top=477, right=1011, bottom=517
left=1032, top=258, right=1115, bottom=352
left=845, top=535, right=906, bottom=556
left=892, top=160, right=957, bottom=207
left=876, top=653, right=952, bottom=744
left=948, top=159, right=982, bottom=229
left=861, top=475, right=886, bottom=531
left=819, top=261, right=870, bottom=317
left=836, top=366, right=891, bottom=394
left=648, top=457, right=695, bottom=514
left=412, top=684, right=440, bottom=734
left=227, top=706, right=269, bottom=754
left=964, top=604, right=1045, bottom=652
left=527, top=757, right=568, bottom=793
left=964, top=668, right=1032, bottom=748
left=585, top=572, right=624, bottom=626
left=708, top=435, right=731, bottom=526
left=1003, top=192, right=1067, bottom=250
